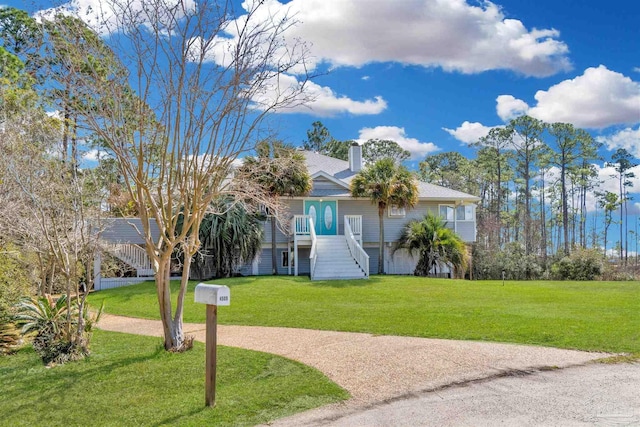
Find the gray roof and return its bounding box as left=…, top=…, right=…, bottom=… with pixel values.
left=302, top=151, right=480, bottom=202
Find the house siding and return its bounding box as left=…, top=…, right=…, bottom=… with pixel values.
left=99, top=218, right=160, bottom=244
left=311, top=177, right=346, bottom=193
left=262, top=199, right=302, bottom=244
left=339, top=200, right=476, bottom=244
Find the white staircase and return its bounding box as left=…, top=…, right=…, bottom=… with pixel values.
left=107, top=244, right=155, bottom=277
left=312, top=236, right=368, bottom=280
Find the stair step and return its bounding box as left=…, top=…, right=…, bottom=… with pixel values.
left=311, top=236, right=369, bottom=281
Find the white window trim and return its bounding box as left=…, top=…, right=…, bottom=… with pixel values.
left=455, top=204, right=475, bottom=222
left=438, top=204, right=455, bottom=222
left=388, top=204, right=406, bottom=218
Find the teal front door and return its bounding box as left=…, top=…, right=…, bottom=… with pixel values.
left=304, top=200, right=337, bottom=235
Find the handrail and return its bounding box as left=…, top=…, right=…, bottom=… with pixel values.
left=309, top=218, right=318, bottom=280
left=292, top=215, right=312, bottom=235
left=344, top=220, right=369, bottom=278
left=109, top=243, right=154, bottom=276
left=345, top=215, right=363, bottom=245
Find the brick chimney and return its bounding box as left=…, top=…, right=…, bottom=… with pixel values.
left=349, top=142, right=362, bottom=172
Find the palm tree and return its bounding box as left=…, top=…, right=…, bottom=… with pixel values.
left=239, top=140, right=311, bottom=274
left=194, top=196, right=264, bottom=279
left=350, top=158, right=418, bottom=274
left=393, top=213, right=468, bottom=277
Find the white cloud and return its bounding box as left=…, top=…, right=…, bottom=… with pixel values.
left=530, top=164, right=640, bottom=216
left=357, top=126, right=439, bottom=160
left=596, top=127, right=640, bottom=158
left=525, top=65, right=640, bottom=128
left=633, top=67, right=640, bottom=73
left=37, top=0, right=197, bottom=35
left=361, top=75, right=370, bottom=81
left=213, top=0, right=570, bottom=77
left=251, top=74, right=387, bottom=117
left=83, top=149, right=101, bottom=161
left=582, top=164, right=640, bottom=213
left=496, top=94, right=530, bottom=121
left=46, top=110, right=63, bottom=120
left=443, top=121, right=495, bottom=144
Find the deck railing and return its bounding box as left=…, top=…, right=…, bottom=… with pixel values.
left=345, top=215, right=362, bottom=244
left=344, top=219, right=369, bottom=278
left=109, top=244, right=154, bottom=277
left=309, top=218, right=317, bottom=280
left=292, top=215, right=312, bottom=235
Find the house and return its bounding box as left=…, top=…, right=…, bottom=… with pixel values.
left=93, top=144, right=479, bottom=287
left=251, top=144, right=480, bottom=279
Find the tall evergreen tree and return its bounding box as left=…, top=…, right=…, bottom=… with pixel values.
left=508, top=116, right=545, bottom=255
left=548, top=122, right=579, bottom=256
left=608, top=148, right=637, bottom=263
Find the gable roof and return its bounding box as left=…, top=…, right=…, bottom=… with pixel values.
left=302, top=150, right=480, bottom=202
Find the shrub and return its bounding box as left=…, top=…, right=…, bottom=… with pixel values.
left=15, top=295, right=102, bottom=365
left=550, top=248, right=603, bottom=280
left=0, top=317, right=21, bottom=355
left=472, top=242, right=544, bottom=280
left=0, top=246, right=31, bottom=320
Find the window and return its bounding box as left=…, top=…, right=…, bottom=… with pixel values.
left=281, top=251, right=289, bottom=268
left=388, top=205, right=406, bottom=217
left=439, top=205, right=454, bottom=221
left=456, top=205, right=474, bottom=221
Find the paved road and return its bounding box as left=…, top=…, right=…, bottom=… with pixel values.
left=269, top=362, right=640, bottom=426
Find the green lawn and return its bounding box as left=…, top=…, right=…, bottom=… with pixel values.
left=0, top=330, right=347, bottom=427
left=89, top=276, right=640, bottom=354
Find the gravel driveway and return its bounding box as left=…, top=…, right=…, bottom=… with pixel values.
left=98, top=314, right=609, bottom=405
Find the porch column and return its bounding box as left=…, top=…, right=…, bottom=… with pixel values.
left=93, top=252, right=102, bottom=291
left=287, top=241, right=291, bottom=275
left=294, top=239, right=299, bottom=276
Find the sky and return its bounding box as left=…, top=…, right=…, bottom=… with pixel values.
left=5, top=0, right=640, bottom=249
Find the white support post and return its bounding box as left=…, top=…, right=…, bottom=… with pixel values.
left=93, top=252, right=102, bottom=291
left=294, top=239, right=299, bottom=276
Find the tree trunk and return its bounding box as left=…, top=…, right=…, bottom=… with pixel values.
left=378, top=205, right=385, bottom=274
left=271, top=216, right=278, bottom=275
left=561, top=163, right=570, bottom=256
left=156, top=256, right=183, bottom=351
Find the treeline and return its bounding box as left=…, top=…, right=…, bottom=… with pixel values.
left=418, top=117, right=636, bottom=273
left=304, top=118, right=637, bottom=279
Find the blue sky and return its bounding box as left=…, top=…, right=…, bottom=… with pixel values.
left=253, top=0, right=640, bottom=222
left=5, top=0, right=640, bottom=245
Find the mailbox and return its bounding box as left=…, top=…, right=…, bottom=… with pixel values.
left=194, top=284, right=230, bottom=306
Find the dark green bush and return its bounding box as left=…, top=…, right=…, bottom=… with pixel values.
left=551, top=248, right=603, bottom=280
left=472, top=242, right=544, bottom=280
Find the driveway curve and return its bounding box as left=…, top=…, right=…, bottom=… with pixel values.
left=97, top=314, right=609, bottom=406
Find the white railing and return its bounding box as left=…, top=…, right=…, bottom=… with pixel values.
left=309, top=218, right=318, bottom=280
left=345, top=215, right=362, bottom=244
left=292, top=215, right=312, bottom=235
left=109, top=244, right=154, bottom=277
left=344, top=220, right=369, bottom=278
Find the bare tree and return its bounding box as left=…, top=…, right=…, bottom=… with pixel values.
left=1, top=77, right=105, bottom=360
left=60, top=0, right=311, bottom=350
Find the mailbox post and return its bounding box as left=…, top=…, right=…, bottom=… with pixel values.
left=194, top=283, right=230, bottom=407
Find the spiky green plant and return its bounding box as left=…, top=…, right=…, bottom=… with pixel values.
left=14, top=294, right=102, bottom=364
left=393, top=213, right=468, bottom=277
